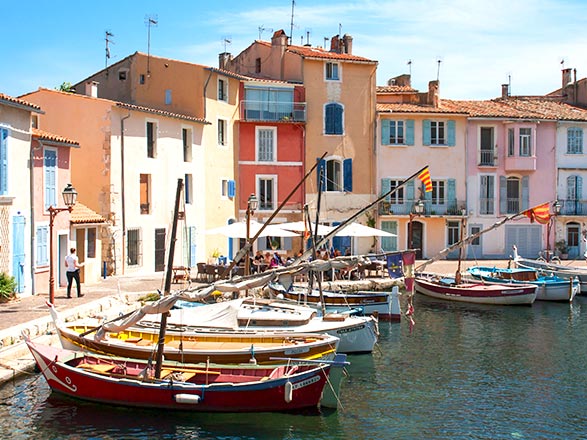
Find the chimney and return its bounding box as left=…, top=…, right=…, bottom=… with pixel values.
left=218, top=52, right=232, bottom=70
left=428, top=80, right=440, bottom=107
left=342, top=34, right=353, bottom=54
left=501, top=84, right=510, bottom=98
left=562, top=68, right=572, bottom=88
left=271, top=29, right=288, bottom=48
left=85, top=81, right=99, bottom=98
left=330, top=35, right=341, bottom=53
left=389, top=74, right=411, bottom=87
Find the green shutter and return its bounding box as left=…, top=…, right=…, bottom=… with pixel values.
left=423, top=120, right=431, bottom=145
left=381, top=120, right=390, bottom=145
left=381, top=178, right=391, bottom=202
left=447, top=120, right=456, bottom=146
left=499, top=176, right=507, bottom=214
left=522, top=176, right=529, bottom=211
left=406, top=119, right=415, bottom=146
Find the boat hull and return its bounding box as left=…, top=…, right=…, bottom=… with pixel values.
left=415, top=275, right=536, bottom=305
left=514, top=257, right=587, bottom=295
left=27, top=340, right=333, bottom=412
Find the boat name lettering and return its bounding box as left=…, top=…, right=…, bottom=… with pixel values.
left=337, top=325, right=365, bottom=334
left=292, top=375, right=320, bottom=390
left=284, top=347, right=310, bottom=355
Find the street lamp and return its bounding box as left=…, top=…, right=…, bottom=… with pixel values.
left=408, top=199, right=425, bottom=250
left=48, top=184, right=77, bottom=303
left=546, top=200, right=561, bottom=262
left=244, top=193, right=258, bottom=276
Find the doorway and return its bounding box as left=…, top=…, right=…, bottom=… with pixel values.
left=412, top=221, right=424, bottom=259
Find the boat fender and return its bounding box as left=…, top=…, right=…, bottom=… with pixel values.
left=284, top=381, right=293, bottom=403
left=175, top=394, right=201, bottom=404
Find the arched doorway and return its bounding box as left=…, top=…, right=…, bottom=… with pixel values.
left=412, top=221, right=424, bottom=259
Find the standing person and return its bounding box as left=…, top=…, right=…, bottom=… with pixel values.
left=64, top=248, right=83, bottom=298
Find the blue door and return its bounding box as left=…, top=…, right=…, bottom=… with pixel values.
left=12, top=215, right=25, bottom=293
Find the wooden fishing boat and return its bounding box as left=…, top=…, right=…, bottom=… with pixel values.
left=512, top=246, right=587, bottom=294
left=466, top=266, right=579, bottom=302
left=54, top=321, right=339, bottom=365
left=414, top=272, right=537, bottom=305
left=26, top=338, right=348, bottom=412
left=267, top=282, right=400, bottom=321
left=139, top=297, right=379, bottom=354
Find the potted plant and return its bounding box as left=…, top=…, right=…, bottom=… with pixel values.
left=555, top=240, right=569, bottom=259
left=0, top=273, right=17, bottom=303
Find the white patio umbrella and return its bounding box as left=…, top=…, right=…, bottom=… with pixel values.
left=334, top=222, right=396, bottom=237
left=205, top=220, right=299, bottom=238
left=278, top=221, right=335, bottom=236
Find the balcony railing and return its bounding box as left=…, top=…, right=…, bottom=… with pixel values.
left=240, top=100, right=306, bottom=122
left=558, top=199, right=587, bottom=216
left=379, top=199, right=466, bottom=216
left=479, top=149, right=496, bottom=166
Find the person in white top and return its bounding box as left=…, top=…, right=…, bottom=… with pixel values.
left=64, top=247, right=83, bottom=298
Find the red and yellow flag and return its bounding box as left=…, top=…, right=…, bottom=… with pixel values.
left=524, top=202, right=551, bottom=224
left=418, top=167, right=432, bottom=192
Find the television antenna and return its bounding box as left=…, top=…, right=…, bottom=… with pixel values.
left=105, top=31, right=114, bottom=69
left=145, top=14, right=158, bottom=76
left=436, top=56, right=443, bottom=81
left=289, top=0, right=295, bottom=45
left=221, top=36, right=232, bottom=53
left=407, top=59, right=412, bottom=76
left=258, top=26, right=272, bottom=40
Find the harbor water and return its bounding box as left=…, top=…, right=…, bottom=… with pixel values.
left=1, top=294, right=587, bottom=439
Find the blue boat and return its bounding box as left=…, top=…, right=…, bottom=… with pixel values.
left=466, top=266, right=579, bottom=302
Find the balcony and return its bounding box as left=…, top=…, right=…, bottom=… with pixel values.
left=558, top=199, right=587, bottom=216
left=379, top=199, right=467, bottom=216
left=479, top=149, right=497, bottom=167
left=240, top=100, right=306, bottom=122
left=504, top=155, right=536, bottom=171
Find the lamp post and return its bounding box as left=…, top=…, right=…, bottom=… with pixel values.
left=546, top=200, right=561, bottom=262
left=48, top=184, right=77, bottom=304
left=244, top=193, right=258, bottom=276
left=408, top=199, right=424, bottom=250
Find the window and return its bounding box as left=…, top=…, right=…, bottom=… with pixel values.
left=258, top=177, right=275, bottom=210
left=506, top=177, right=521, bottom=213
left=218, top=79, right=227, bottom=102
left=447, top=221, right=460, bottom=246
left=36, top=225, right=48, bottom=266
left=382, top=120, right=414, bottom=146
left=183, top=128, right=192, bottom=162
left=255, top=58, right=261, bottom=73
left=508, top=128, right=515, bottom=156
left=431, top=181, right=445, bottom=205
left=165, top=89, right=172, bottom=105
left=325, top=62, right=339, bottom=80
left=118, top=70, right=127, bottom=81
left=567, top=128, right=583, bottom=154
left=87, top=228, right=96, bottom=258
left=140, top=174, right=150, bottom=214
left=256, top=128, right=275, bottom=162
left=390, top=180, right=404, bottom=204
left=185, top=174, right=193, bottom=204
left=380, top=221, right=398, bottom=251
left=127, top=228, right=142, bottom=266
left=431, top=121, right=445, bottom=145
left=326, top=159, right=342, bottom=191
left=319, top=157, right=352, bottom=193
left=389, top=121, right=404, bottom=144
left=519, top=128, right=532, bottom=156
left=325, top=103, right=343, bottom=135
left=146, top=121, right=157, bottom=158
left=44, top=149, right=57, bottom=210
left=480, top=175, right=495, bottom=215
left=221, top=179, right=235, bottom=198
left=567, top=222, right=580, bottom=249
left=0, top=128, right=8, bottom=195
left=218, top=119, right=227, bottom=146
left=139, top=74, right=145, bottom=85
left=479, top=127, right=495, bottom=165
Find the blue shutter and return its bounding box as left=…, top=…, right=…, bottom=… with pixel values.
left=0, top=129, right=7, bottom=195
left=499, top=176, right=507, bottom=214
left=184, top=174, right=190, bottom=203
left=381, top=120, right=390, bottom=145
left=406, top=180, right=415, bottom=203
left=334, top=105, right=343, bottom=134
left=325, top=104, right=335, bottom=134
left=317, top=158, right=326, bottom=191
left=406, top=119, right=415, bottom=146
left=381, top=178, right=391, bottom=202
left=381, top=220, right=397, bottom=251
left=447, top=120, right=456, bottom=146
left=522, top=176, right=529, bottom=211
left=447, top=178, right=456, bottom=213
left=36, top=226, right=48, bottom=266
left=577, top=176, right=583, bottom=199
left=44, top=149, right=57, bottom=210
left=189, top=226, right=197, bottom=267
left=343, top=158, right=352, bottom=192
left=423, top=120, right=431, bottom=145
left=227, top=180, right=236, bottom=198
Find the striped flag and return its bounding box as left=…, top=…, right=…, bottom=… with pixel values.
left=523, top=202, right=551, bottom=224
left=418, top=167, right=432, bottom=192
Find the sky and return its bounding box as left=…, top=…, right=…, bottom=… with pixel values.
left=3, top=0, right=587, bottom=100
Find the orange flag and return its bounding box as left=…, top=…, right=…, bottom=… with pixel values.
left=418, top=167, right=432, bottom=192
left=524, top=202, right=551, bottom=224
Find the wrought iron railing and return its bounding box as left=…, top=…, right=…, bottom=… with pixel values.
left=379, top=199, right=466, bottom=216
left=558, top=199, right=587, bottom=216
left=240, top=100, right=306, bottom=122
left=479, top=149, right=496, bottom=166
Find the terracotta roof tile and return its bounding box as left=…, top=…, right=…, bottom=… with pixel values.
left=32, top=128, right=79, bottom=146
left=376, top=103, right=467, bottom=114
left=115, top=102, right=210, bottom=124
left=376, top=85, right=418, bottom=93
left=257, top=41, right=377, bottom=64
left=70, top=202, right=106, bottom=224
left=0, top=93, right=42, bottom=112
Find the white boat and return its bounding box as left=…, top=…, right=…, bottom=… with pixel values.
left=513, top=246, right=587, bottom=294
left=139, top=297, right=379, bottom=354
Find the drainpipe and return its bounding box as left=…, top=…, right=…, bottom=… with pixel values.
left=29, top=139, right=43, bottom=295
left=203, top=70, right=213, bottom=119
left=120, top=111, right=131, bottom=275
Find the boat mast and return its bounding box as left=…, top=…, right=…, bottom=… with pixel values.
left=154, top=178, right=184, bottom=378
left=311, top=172, right=327, bottom=316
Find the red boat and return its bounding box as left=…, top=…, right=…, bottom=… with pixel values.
left=26, top=339, right=348, bottom=412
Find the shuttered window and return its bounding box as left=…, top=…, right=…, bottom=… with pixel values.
left=44, top=149, right=57, bottom=210
left=325, top=103, right=343, bottom=135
